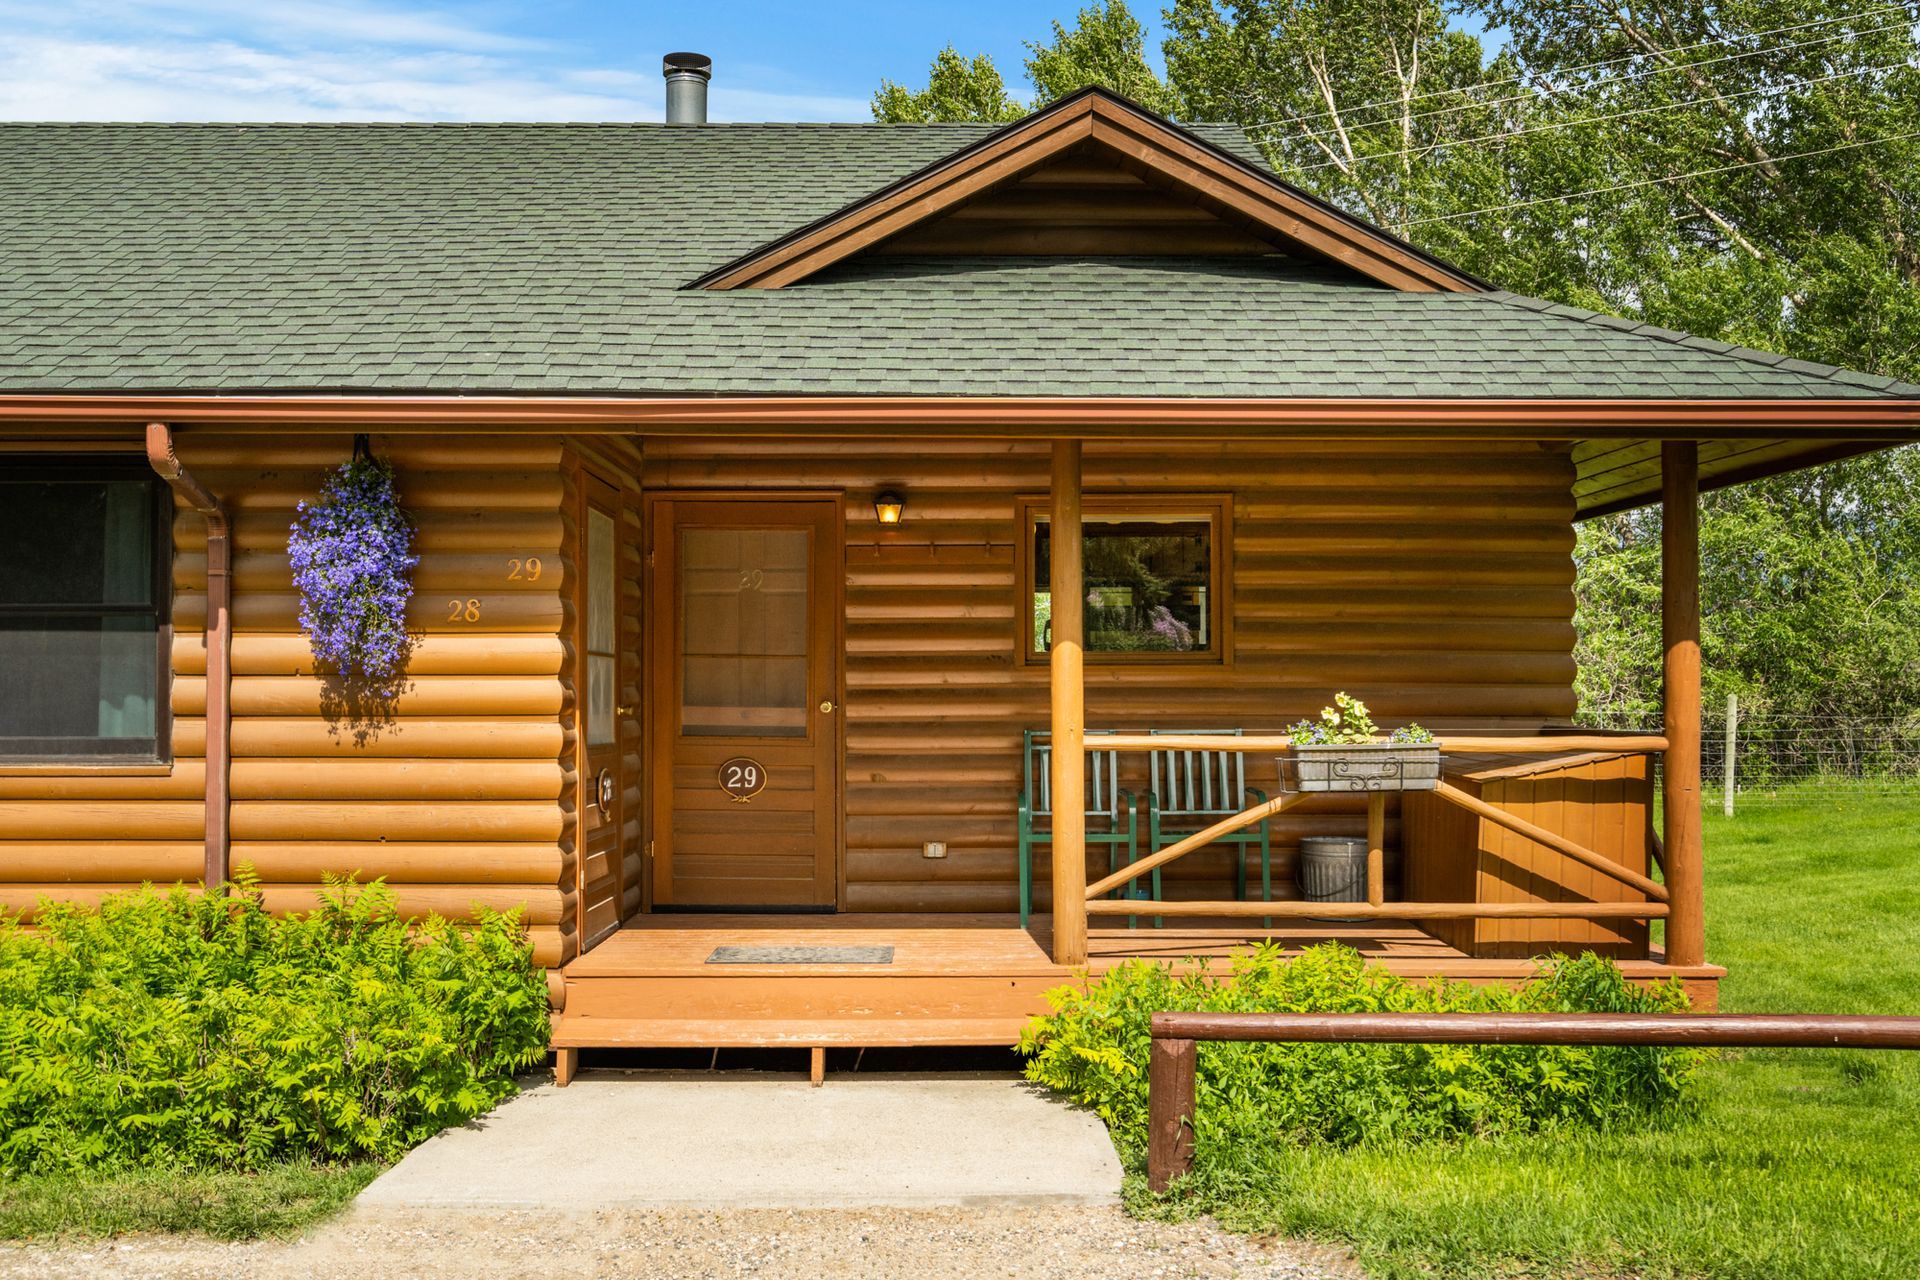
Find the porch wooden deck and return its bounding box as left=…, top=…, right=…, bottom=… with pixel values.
left=550, top=914, right=1722, bottom=1055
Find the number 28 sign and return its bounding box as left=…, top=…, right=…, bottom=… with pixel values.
left=718, top=757, right=766, bottom=803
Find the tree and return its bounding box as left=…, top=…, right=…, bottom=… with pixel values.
left=1028, top=1, right=1173, bottom=111
left=1165, top=0, right=1524, bottom=241
left=1462, top=0, right=1920, bottom=380
left=872, top=48, right=1027, bottom=123
left=871, top=2, right=1169, bottom=123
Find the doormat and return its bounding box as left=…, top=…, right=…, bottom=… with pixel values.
left=706, top=945, right=896, bottom=965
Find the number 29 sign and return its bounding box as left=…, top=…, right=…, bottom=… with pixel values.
left=718, top=757, right=766, bottom=803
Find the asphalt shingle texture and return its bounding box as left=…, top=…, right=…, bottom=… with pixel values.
left=1, top=121, right=1913, bottom=399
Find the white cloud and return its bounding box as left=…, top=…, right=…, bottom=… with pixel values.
left=0, top=0, right=547, bottom=53
left=0, top=3, right=872, bottom=121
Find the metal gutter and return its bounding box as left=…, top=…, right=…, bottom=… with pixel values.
left=144, top=423, right=230, bottom=887
left=4, top=394, right=1920, bottom=437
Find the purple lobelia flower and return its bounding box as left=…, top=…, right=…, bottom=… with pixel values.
left=1148, top=604, right=1194, bottom=651
left=288, top=450, right=419, bottom=726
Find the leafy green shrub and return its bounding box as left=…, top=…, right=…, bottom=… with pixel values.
left=1020, top=944, right=1701, bottom=1163
left=0, top=878, right=548, bottom=1175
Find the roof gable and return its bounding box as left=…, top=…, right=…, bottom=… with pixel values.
left=865, top=142, right=1304, bottom=259
left=692, top=88, right=1485, bottom=293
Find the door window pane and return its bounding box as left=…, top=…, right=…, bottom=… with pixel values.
left=680, top=528, right=809, bottom=737
left=585, top=508, right=617, bottom=748
left=0, top=467, right=163, bottom=758
left=1033, top=510, right=1213, bottom=656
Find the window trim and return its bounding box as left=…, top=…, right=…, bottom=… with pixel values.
left=0, top=456, right=173, bottom=765
left=1015, top=492, right=1232, bottom=667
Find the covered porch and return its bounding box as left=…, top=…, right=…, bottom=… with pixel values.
left=551, top=436, right=1723, bottom=1073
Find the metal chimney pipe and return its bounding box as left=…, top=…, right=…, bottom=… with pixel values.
left=663, top=52, right=711, bottom=123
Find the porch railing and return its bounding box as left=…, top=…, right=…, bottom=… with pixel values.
left=1146, top=1011, right=1920, bottom=1189
left=1080, top=735, right=1671, bottom=924
left=1038, top=437, right=1705, bottom=969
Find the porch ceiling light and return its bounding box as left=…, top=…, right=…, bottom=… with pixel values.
left=874, top=489, right=905, bottom=525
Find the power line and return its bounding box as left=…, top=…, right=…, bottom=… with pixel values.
left=1243, top=12, right=1916, bottom=140
left=1239, top=6, right=1910, bottom=134
left=1398, top=127, right=1920, bottom=227
left=1280, top=60, right=1914, bottom=176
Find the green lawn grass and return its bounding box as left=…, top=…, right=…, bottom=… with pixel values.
left=0, top=1160, right=379, bottom=1241
left=1141, top=787, right=1920, bottom=1280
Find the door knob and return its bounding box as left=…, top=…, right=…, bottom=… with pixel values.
left=819, top=699, right=836, bottom=714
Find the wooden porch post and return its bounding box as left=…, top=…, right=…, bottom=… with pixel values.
left=1662, top=441, right=1706, bottom=968
left=1049, top=439, right=1088, bottom=966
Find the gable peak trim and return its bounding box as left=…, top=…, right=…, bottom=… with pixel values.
left=689, top=88, right=1485, bottom=294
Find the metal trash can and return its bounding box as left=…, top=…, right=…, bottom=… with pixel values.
left=1298, top=836, right=1369, bottom=921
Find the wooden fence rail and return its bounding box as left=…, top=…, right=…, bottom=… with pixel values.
left=1147, top=1012, right=1920, bottom=1190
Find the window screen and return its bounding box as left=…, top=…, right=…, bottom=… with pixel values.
left=679, top=528, right=810, bottom=737
left=0, top=462, right=167, bottom=759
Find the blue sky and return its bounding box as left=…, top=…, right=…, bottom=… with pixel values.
left=0, top=1, right=1488, bottom=121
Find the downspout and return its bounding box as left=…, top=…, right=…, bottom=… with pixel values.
left=145, top=423, right=231, bottom=887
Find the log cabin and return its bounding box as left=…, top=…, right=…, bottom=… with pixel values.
left=3, top=64, right=1918, bottom=1081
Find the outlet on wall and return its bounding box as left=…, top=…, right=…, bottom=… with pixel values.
left=922, top=841, right=949, bottom=859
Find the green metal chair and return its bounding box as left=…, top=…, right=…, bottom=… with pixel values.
left=1142, top=728, right=1272, bottom=926
left=1017, top=729, right=1140, bottom=929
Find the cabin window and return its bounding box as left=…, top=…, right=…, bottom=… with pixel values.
left=0, top=460, right=169, bottom=761
left=1021, top=495, right=1229, bottom=664
left=585, top=507, right=618, bottom=748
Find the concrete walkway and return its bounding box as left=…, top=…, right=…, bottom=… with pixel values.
left=357, top=1071, right=1123, bottom=1210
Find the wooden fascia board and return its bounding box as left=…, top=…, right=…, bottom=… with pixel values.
left=700, top=107, right=1100, bottom=291
left=1083, top=108, right=1471, bottom=293
left=695, top=91, right=1480, bottom=293
left=2, top=394, right=1917, bottom=440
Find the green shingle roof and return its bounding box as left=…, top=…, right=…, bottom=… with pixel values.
left=1, top=120, right=1915, bottom=400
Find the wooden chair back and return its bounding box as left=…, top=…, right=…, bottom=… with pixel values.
left=1024, top=729, right=1125, bottom=822
left=1148, top=728, right=1250, bottom=816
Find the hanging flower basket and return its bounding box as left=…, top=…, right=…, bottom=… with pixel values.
left=288, top=437, right=419, bottom=696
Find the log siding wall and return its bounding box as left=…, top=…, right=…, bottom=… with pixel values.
left=0, top=434, right=578, bottom=966
left=0, top=431, right=1581, bottom=944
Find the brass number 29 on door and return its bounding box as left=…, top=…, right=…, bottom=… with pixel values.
left=717, top=757, right=765, bottom=802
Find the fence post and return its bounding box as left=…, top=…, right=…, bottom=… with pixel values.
left=1724, top=694, right=1737, bottom=817
left=1147, top=1035, right=1197, bottom=1191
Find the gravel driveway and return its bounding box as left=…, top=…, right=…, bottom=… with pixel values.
left=0, top=1205, right=1364, bottom=1279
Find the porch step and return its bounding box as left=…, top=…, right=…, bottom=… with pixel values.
left=550, top=1014, right=1032, bottom=1049
left=560, top=972, right=1061, bottom=1023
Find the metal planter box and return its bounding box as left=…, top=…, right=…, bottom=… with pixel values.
left=1284, top=742, right=1441, bottom=793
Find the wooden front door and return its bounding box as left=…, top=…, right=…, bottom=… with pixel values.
left=649, top=497, right=841, bottom=908
left=577, top=473, right=629, bottom=949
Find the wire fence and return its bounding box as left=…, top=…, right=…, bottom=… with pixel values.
left=1585, top=705, right=1920, bottom=808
